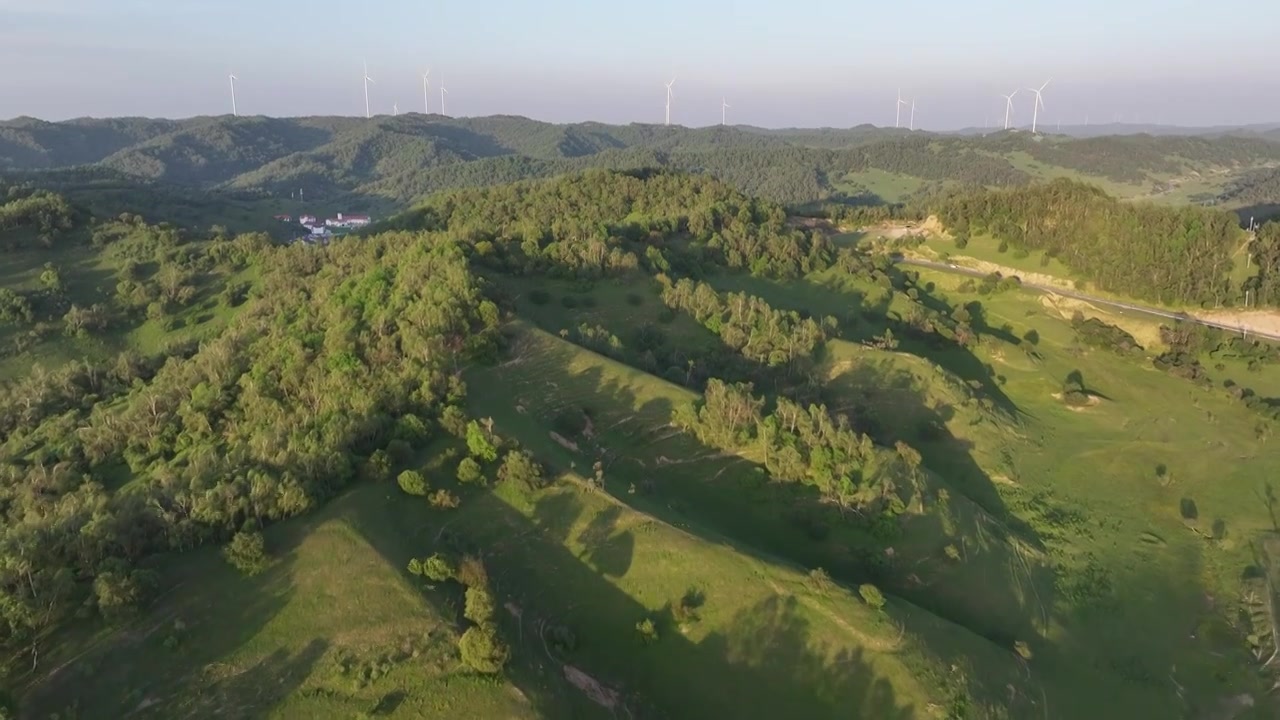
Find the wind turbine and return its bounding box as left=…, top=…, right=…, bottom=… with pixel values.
left=422, top=69, right=431, bottom=114
left=229, top=74, right=238, bottom=116
left=393, top=102, right=399, bottom=116
left=721, top=97, right=730, bottom=126
left=909, top=98, right=916, bottom=131
left=665, top=77, right=676, bottom=126
left=895, top=89, right=909, bottom=128
left=363, top=61, right=376, bottom=119
left=440, top=74, right=448, bottom=116
left=1000, top=90, right=1018, bottom=130
left=1028, top=79, right=1050, bottom=134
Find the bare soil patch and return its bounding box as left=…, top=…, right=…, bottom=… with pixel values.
left=549, top=432, right=580, bottom=453
left=563, top=664, right=621, bottom=710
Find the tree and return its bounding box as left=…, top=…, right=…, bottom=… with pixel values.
left=362, top=449, right=394, bottom=482
left=497, top=449, right=545, bottom=489
left=464, top=586, right=497, bottom=625
left=397, top=469, right=429, bottom=496
left=93, top=558, right=156, bottom=619
left=459, top=625, right=510, bottom=674
left=440, top=405, right=468, bottom=437
left=223, top=530, right=268, bottom=575
left=466, top=420, right=498, bottom=462
left=456, top=457, right=484, bottom=485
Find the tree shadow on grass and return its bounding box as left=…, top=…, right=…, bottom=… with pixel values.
left=19, top=518, right=319, bottom=718
left=368, top=484, right=930, bottom=719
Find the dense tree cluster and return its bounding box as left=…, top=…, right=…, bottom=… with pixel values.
left=0, top=233, right=499, bottom=656
left=393, top=170, right=832, bottom=279
left=673, top=380, right=920, bottom=514
left=936, top=179, right=1246, bottom=306
left=1251, top=221, right=1280, bottom=307
left=850, top=137, right=1028, bottom=187
left=659, top=278, right=833, bottom=370
left=0, top=187, right=76, bottom=248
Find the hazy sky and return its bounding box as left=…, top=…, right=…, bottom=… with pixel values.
left=3, top=0, right=1279, bottom=129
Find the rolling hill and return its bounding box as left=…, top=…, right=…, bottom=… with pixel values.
left=5, top=114, right=1280, bottom=214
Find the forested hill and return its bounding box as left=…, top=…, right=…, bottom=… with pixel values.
left=935, top=179, right=1256, bottom=306
left=5, top=114, right=1280, bottom=210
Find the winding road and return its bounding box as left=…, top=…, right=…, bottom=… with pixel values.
left=894, top=256, right=1280, bottom=343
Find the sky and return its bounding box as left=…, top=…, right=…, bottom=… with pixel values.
left=3, top=0, right=1279, bottom=130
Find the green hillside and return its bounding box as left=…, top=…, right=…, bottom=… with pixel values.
left=2, top=169, right=1280, bottom=719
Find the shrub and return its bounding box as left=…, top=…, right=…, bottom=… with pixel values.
left=223, top=530, right=268, bottom=575
left=807, top=567, right=834, bottom=595
left=459, top=625, right=510, bottom=674
left=465, top=421, right=498, bottom=462
left=625, top=292, right=644, bottom=306
left=527, top=289, right=551, bottom=305
left=456, top=457, right=484, bottom=485
left=579, top=295, right=597, bottom=309
left=560, top=295, right=578, bottom=309
left=953, top=233, right=969, bottom=249
left=635, top=617, right=659, bottom=644
left=464, top=587, right=497, bottom=625
left=858, top=583, right=886, bottom=610
left=409, top=553, right=455, bottom=582
left=429, top=489, right=461, bottom=509
left=456, top=554, right=489, bottom=589
left=546, top=624, right=577, bottom=653
left=397, top=470, right=428, bottom=496
left=671, top=594, right=701, bottom=626
left=1013, top=640, right=1033, bottom=660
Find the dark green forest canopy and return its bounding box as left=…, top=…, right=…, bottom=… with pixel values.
left=6, top=114, right=1280, bottom=209
left=936, top=178, right=1249, bottom=306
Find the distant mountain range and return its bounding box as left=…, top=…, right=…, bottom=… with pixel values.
left=3, top=114, right=1280, bottom=213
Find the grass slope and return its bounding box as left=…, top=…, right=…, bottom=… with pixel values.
left=21, top=487, right=537, bottom=719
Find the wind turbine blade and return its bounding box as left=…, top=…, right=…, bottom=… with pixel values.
left=1040, top=79, right=1052, bottom=91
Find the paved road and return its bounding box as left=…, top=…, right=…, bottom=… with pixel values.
left=894, top=256, right=1280, bottom=343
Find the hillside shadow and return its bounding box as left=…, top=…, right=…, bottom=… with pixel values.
left=407, top=121, right=517, bottom=159
left=827, top=355, right=1037, bottom=541
left=19, top=520, right=319, bottom=718
left=343, top=478, right=930, bottom=719
left=466, top=339, right=1048, bottom=712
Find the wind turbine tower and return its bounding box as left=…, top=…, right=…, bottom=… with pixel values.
left=422, top=70, right=431, bottom=114
left=1000, top=90, right=1018, bottom=130
left=363, top=62, right=376, bottom=119
left=229, top=74, right=238, bottom=117
left=1028, top=79, right=1050, bottom=134
left=895, top=89, right=910, bottom=129
left=721, top=97, right=730, bottom=126
left=910, top=98, right=916, bottom=131
left=440, top=74, right=448, bottom=116
left=665, top=77, right=676, bottom=126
